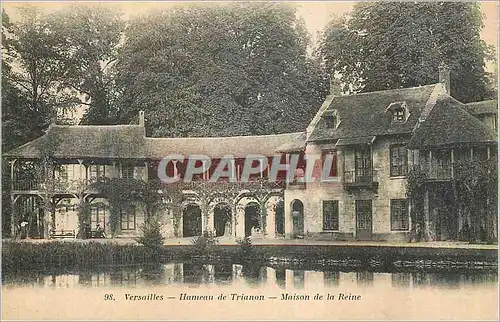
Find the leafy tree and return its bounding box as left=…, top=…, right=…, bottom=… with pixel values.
left=49, top=4, right=125, bottom=125
left=2, top=9, right=38, bottom=153
left=319, top=2, right=495, bottom=102
left=115, top=2, right=329, bottom=137
left=4, top=6, right=78, bottom=131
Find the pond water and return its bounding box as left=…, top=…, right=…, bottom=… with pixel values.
left=2, top=262, right=498, bottom=289
left=2, top=262, right=498, bottom=320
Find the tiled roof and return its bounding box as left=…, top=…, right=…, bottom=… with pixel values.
left=145, top=132, right=303, bottom=158
left=5, top=124, right=304, bottom=159
left=4, top=125, right=147, bottom=159
left=5, top=84, right=496, bottom=160
left=308, top=84, right=438, bottom=142
left=464, top=100, right=498, bottom=115
left=408, top=97, right=497, bottom=149
left=275, top=132, right=306, bottom=153
left=336, top=136, right=375, bottom=146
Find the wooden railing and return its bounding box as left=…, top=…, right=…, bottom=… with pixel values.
left=413, top=164, right=453, bottom=180
left=12, top=179, right=95, bottom=193
left=158, top=178, right=286, bottom=190
left=11, top=177, right=288, bottom=193
left=343, top=169, right=379, bottom=185
left=287, top=180, right=306, bottom=189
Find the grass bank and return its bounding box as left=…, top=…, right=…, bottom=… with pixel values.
left=2, top=240, right=497, bottom=273
left=2, top=240, right=163, bottom=272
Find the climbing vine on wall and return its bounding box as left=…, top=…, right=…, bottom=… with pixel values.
left=453, top=159, right=498, bottom=243
left=405, top=167, right=428, bottom=241
left=27, top=129, right=64, bottom=238
left=180, top=178, right=278, bottom=233
left=90, top=177, right=171, bottom=237
left=77, top=201, right=91, bottom=238
left=406, top=158, right=498, bottom=243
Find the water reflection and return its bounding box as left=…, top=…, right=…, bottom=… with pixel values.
left=2, top=263, right=497, bottom=291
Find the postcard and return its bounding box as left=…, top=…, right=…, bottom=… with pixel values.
left=1, top=1, right=498, bottom=321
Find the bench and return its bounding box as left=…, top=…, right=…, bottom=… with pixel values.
left=90, top=230, right=106, bottom=238
left=49, top=229, right=76, bottom=239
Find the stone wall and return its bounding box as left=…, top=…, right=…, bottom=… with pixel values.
left=284, top=137, right=412, bottom=241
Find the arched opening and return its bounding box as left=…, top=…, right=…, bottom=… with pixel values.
left=14, top=195, right=45, bottom=239
left=275, top=199, right=285, bottom=236
left=244, top=202, right=261, bottom=237
left=183, top=204, right=202, bottom=237
left=213, top=203, right=231, bottom=237
left=291, top=199, right=304, bottom=238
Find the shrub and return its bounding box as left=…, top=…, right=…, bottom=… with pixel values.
left=1, top=240, right=161, bottom=272
left=191, top=231, right=218, bottom=258
left=136, top=220, right=165, bottom=250
left=236, top=236, right=254, bottom=260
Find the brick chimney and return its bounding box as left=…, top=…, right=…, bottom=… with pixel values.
left=139, top=111, right=145, bottom=126
left=330, top=76, right=342, bottom=96
left=439, top=63, right=450, bottom=95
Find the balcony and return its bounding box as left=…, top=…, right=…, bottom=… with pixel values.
left=286, top=180, right=306, bottom=190
left=154, top=178, right=286, bottom=192
left=428, top=165, right=452, bottom=181
left=12, top=179, right=94, bottom=194
left=415, top=164, right=453, bottom=181
left=343, top=169, right=379, bottom=191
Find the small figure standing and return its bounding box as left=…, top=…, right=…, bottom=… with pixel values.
left=20, top=220, right=29, bottom=239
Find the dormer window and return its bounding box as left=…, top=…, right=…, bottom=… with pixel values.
left=332, top=114, right=338, bottom=127
left=393, top=107, right=405, bottom=122
left=387, top=101, right=409, bottom=123
left=325, top=109, right=341, bottom=129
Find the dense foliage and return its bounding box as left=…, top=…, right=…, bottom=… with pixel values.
left=318, top=2, right=496, bottom=102
left=406, top=159, right=497, bottom=243
left=453, top=159, right=497, bottom=243
left=115, top=3, right=329, bottom=137
left=2, top=240, right=163, bottom=271
left=136, top=219, right=165, bottom=250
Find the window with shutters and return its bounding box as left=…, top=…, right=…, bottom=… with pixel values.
left=322, top=200, right=339, bottom=231
left=391, top=199, right=409, bottom=231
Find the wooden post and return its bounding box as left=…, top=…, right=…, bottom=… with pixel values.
left=428, top=150, right=432, bottom=177
left=172, top=160, right=178, bottom=179
left=370, top=144, right=374, bottom=180
left=267, top=158, right=270, bottom=178
left=143, top=161, right=149, bottom=181
left=10, top=159, right=16, bottom=191
left=450, top=148, right=454, bottom=179
left=11, top=194, right=16, bottom=238
left=424, top=190, right=430, bottom=241
left=266, top=200, right=276, bottom=239
left=342, top=149, right=346, bottom=182
left=77, top=159, right=84, bottom=182
left=285, top=154, right=290, bottom=182
left=487, top=146, right=491, bottom=160
left=112, top=161, right=118, bottom=178
left=260, top=159, right=264, bottom=179
left=230, top=159, right=236, bottom=181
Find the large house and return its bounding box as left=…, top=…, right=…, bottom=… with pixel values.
left=4, top=69, right=498, bottom=242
